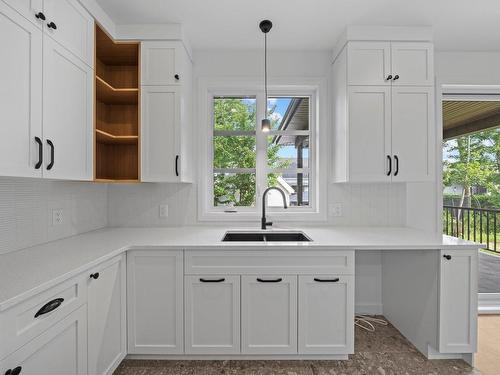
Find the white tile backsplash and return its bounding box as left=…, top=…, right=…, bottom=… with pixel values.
left=0, top=178, right=107, bottom=255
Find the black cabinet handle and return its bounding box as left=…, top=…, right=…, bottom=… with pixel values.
left=34, top=298, right=64, bottom=318
left=393, top=74, right=399, bottom=81
left=394, top=155, right=399, bottom=176
left=175, top=155, right=179, bottom=177
left=386, top=155, right=392, bottom=176
left=257, top=278, right=282, bottom=283
left=174, top=74, right=180, bottom=81
left=90, top=272, right=100, bottom=280
left=199, top=278, right=225, bottom=282
left=47, top=21, right=57, bottom=30
left=35, top=12, right=45, bottom=20
left=314, top=277, right=340, bottom=282
left=34, top=137, right=43, bottom=169
left=386, top=74, right=393, bottom=81
left=46, top=139, right=54, bottom=170
left=5, top=367, right=22, bottom=375
left=443, top=254, right=452, bottom=260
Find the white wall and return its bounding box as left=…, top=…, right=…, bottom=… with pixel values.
left=0, top=178, right=107, bottom=255
left=107, top=49, right=407, bottom=228
left=436, top=52, right=500, bottom=85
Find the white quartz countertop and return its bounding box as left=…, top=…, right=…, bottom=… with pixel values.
left=0, top=226, right=479, bottom=311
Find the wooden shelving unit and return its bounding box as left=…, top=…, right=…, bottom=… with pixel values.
left=95, top=25, right=140, bottom=182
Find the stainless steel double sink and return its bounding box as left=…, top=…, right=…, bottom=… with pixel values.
left=222, top=231, right=312, bottom=242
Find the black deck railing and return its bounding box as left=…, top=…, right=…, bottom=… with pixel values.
left=443, top=205, right=499, bottom=253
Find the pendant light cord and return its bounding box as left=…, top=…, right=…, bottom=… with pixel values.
left=264, top=32, right=268, bottom=118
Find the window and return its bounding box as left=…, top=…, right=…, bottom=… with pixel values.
left=200, top=81, right=324, bottom=220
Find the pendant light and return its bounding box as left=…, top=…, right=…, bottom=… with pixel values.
left=259, top=19, right=272, bottom=132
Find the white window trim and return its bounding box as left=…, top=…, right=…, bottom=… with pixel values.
left=197, top=76, right=328, bottom=222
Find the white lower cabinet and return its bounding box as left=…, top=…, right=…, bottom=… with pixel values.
left=127, top=250, right=184, bottom=354
left=87, top=255, right=126, bottom=375
left=185, top=275, right=240, bottom=354
left=439, top=249, right=478, bottom=353
left=298, top=275, right=354, bottom=354
left=241, top=275, right=297, bottom=354
left=0, top=304, right=87, bottom=375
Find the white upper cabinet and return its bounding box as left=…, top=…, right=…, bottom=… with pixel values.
left=141, top=41, right=185, bottom=86
left=141, top=41, right=193, bottom=183
left=347, top=42, right=391, bottom=86
left=391, top=42, right=434, bottom=86
left=345, top=41, right=433, bottom=87
left=2, top=0, right=44, bottom=27
left=0, top=2, right=43, bottom=178
left=391, top=86, right=435, bottom=182
left=347, top=86, right=392, bottom=182
left=439, top=249, right=478, bottom=354
left=332, top=38, right=435, bottom=183
left=43, top=35, right=93, bottom=180
left=43, top=0, right=94, bottom=67
left=87, top=255, right=126, bottom=375
left=241, top=275, right=297, bottom=355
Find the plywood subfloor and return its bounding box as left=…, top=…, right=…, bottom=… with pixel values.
left=476, top=315, right=500, bottom=375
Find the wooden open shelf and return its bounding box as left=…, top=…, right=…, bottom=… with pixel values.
left=94, top=24, right=140, bottom=182
left=96, top=76, right=138, bottom=105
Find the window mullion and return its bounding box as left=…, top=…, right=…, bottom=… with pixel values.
left=255, top=91, right=267, bottom=210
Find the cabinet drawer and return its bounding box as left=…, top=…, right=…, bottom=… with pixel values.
left=0, top=275, right=86, bottom=360
left=185, top=250, right=354, bottom=275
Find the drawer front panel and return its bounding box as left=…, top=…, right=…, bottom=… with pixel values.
left=0, top=275, right=86, bottom=359
left=185, top=250, right=354, bottom=275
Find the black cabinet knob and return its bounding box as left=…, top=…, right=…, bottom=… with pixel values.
left=174, top=74, right=180, bottom=80
left=443, top=254, right=452, bottom=260
left=5, top=367, right=22, bottom=375
left=47, top=22, right=57, bottom=30
left=35, top=12, right=46, bottom=20
left=393, top=74, right=399, bottom=81
left=90, top=272, right=100, bottom=280
left=386, top=74, right=393, bottom=81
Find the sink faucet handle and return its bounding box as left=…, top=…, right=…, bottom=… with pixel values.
left=266, top=221, right=273, bottom=227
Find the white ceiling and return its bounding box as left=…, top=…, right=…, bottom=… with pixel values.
left=96, top=0, right=500, bottom=51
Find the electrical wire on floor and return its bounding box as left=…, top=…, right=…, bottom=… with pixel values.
left=355, top=315, right=388, bottom=332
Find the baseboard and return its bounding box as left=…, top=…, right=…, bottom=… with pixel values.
left=479, top=293, right=500, bottom=314
left=126, top=354, right=350, bottom=360
left=355, top=303, right=383, bottom=315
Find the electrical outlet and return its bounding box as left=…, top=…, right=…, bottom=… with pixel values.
left=52, top=209, right=63, bottom=225
left=159, top=204, right=169, bottom=218
left=329, top=203, right=343, bottom=217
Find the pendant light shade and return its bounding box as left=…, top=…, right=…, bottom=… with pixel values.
left=260, top=20, right=272, bottom=132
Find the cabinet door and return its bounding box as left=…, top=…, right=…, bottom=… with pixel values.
left=43, top=35, right=93, bottom=180
left=391, top=86, right=434, bottom=182
left=0, top=2, right=43, bottom=178
left=391, top=42, right=434, bottom=86
left=127, top=250, right=184, bottom=354
left=347, top=41, right=391, bottom=85
left=241, top=275, right=297, bottom=354
left=185, top=275, right=240, bottom=354
left=347, top=86, right=392, bottom=182
left=88, top=255, right=126, bottom=375
left=141, top=41, right=183, bottom=85
left=0, top=305, right=87, bottom=375
left=298, top=275, right=354, bottom=355
left=439, top=249, right=478, bottom=353
left=43, top=0, right=94, bottom=67
left=141, top=85, right=181, bottom=182
left=2, top=0, right=43, bottom=27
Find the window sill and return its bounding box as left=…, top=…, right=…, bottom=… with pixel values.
left=198, top=210, right=327, bottom=222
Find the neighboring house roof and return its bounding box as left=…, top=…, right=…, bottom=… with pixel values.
left=276, top=176, right=295, bottom=194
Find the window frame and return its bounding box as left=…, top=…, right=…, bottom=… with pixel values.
left=197, top=78, right=327, bottom=222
